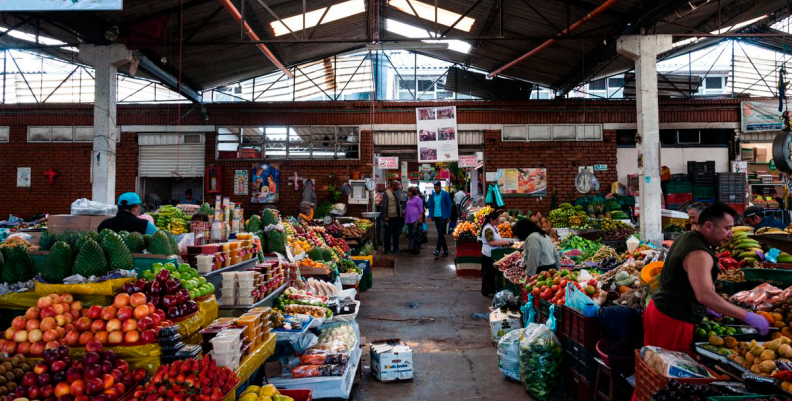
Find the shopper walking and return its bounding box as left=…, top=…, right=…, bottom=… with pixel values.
left=646, top=203, right=769, bottom=353
left=480, top=211, right=511, bottom=296
left=381, top=180, right=404, bottom=254
left=514, top=219, right=560, bottom=276
left=427, top=181, right=452, bottom=259
left=404, top=187, right=425, bottom=254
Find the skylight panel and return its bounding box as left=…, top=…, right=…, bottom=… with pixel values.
left=388, top=0, right=475, bottom=32
left=271, top=0, right=366, bottom=37
left=0, top=27, right=77, bottom=52
left=385, top=19, right=471, bottom=54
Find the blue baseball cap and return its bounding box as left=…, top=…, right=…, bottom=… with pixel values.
left=118, top=192, right=142, bottom=206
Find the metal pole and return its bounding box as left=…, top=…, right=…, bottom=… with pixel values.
left=2, top=50, right=5, bottom=104
left=414, top=52, right=417, bottom=100
left=731, top=39, right=735, bottom=97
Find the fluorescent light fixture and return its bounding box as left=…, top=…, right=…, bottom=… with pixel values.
left=366, top=43, right=449, bottom=50
left=0, top=27, right=77, bottom=52
left=385, top=19, right=471, bottom=54
left=271, top=0, right=365, bottom=37
left=388, top=0, right=475, bottom=32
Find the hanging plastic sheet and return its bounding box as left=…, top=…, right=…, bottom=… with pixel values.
left=486, top=183, right=505, bottom=208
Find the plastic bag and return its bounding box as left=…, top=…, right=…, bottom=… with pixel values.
left=565, top=282, right=598, bottom=315
left=492, top=290, right=519, bottom=309
left=519, top=323, right=563, bottom=400
left=70, top=198, right=117, bottom=216
left=497, top=328, right=522, bottom=381
left=626, top=235, right=640, bottom=253
left=490, top=309, right=520, bottom=343
left=521, top=295, right=536, bottom=326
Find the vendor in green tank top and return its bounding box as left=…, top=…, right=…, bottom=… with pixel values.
left=644, top=202, right=769, bottom=354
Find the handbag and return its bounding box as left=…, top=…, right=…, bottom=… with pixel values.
left=419, top=223, right=429, bottom=244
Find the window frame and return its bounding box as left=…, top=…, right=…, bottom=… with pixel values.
left=501, top=124, right=603, bottom=142
left=27, top=126, right=116, bottom=143
left=216, top=125, right=360, bottom=161
left=0, top=127, right=8, bottom=143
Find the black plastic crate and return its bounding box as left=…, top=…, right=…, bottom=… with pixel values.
left=688, top=161, right=716, bottom=175
left=670, top=174, right=689, bottom=182
left=718, top=173, right=744, bottom=184
left=691, top=173, right=716, bottom=185
left=561, top=334, right=598, bottom=383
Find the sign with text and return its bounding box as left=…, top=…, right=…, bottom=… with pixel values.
left=377, top=157, right=399, bottom=169
left=416, top=106, right=459, bottom=162
left=0, top=0, right=123, bottom=11
left=741, top=101, right=783, bottom=132
left=594, top=164, right=608, bottom=171
left=458, top=155, right=477, bottom=168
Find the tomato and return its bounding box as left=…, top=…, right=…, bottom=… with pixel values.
left=532, top=288, right=541, bottom=296
left=560, top=280, right=568, bottom=287
left=551, top=285, right=560, bottom=292
left=556, top=300, right=564, bottom=306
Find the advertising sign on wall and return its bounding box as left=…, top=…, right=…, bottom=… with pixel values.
left=416, top=106, right=458, bottom=163
left=741, top=101, right=783, bottom=132
left=496, top=168, right=547, bottom=196
left=0, top=0, right=123, bottom=11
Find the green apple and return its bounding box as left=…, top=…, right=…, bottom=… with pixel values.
left=165, top=262, right=176, bottom=271
left=188, top=289, right=197, bottom=300
left=197, top=277, right=207, bottom=285
left=171, top=271, right=181, bottom=280
left=206, top=283, right=215, bottom=293
left=179, top=263, right=191, bottom=270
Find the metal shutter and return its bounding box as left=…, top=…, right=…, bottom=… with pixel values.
left=138, top=134, right=205, bottom=177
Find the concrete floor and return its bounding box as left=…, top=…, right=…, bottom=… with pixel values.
left=351, top=225, right=532, bottom=401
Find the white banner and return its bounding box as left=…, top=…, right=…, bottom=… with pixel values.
left=458, top=155, right=477, bottom=168
left=416, top=106, right=458, bottom=163
left=377, top=156, right=399, bottom=169
left=0, top=0, right=123, bottom=10
left=741, top=101, right=782, bottom=132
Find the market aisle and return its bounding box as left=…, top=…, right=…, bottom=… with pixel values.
left=353, top=224, right=529, bottom=401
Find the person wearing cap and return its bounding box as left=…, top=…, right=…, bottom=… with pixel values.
left=97, top=192, right=159, bottom=236
left=743, top=205, right=786, bottom=230
left=427, top=181, right=452, bottom=259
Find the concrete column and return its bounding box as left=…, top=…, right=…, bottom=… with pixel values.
left=617, top=35, right=672, bottom=246
left=79, top=44, right=132, bottom=205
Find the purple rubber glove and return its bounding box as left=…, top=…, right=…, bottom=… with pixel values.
left=706, top=309, right=722, bottom=319
left=744, top=312, right=770, bottom=335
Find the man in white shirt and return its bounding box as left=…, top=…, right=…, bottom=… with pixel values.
left=454, top=189, right=467, bottom=207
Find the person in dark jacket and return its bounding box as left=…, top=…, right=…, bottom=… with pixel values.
left=97, top=193, right=158, bottom=236
left=427, top=181, right=452, bottom=259
left=381, top=180, right=403, bottom=254
left=743, top=206, right=786, bottom=230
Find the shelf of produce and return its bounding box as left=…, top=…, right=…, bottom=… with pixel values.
left=749, top=234, right=792, bottom=255
left=202, top=259, right=259, bottom=299
left=343, top=228, right=372, bottom=248
left=217, top=283, right=287, bottom=315
left=223, top=333, right=277, bottom=401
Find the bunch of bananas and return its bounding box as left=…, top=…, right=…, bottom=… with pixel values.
left=568, top=214, right=589, bottom=228
left=756, top=226, right=787, bottom=235
left=169, top=218, right=190, bottom=235
left=549, top=203, right=587, bottom=228
left=154, top=205, right=185, bottom=232
left=717, top=226, right=765, bottom=264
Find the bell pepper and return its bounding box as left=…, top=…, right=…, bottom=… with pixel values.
left=716, top=251, right=733, bottom=259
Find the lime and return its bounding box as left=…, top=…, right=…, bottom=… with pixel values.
left=696, top=328, right=707, bottom=338
left=725, top=327, right=736, bottom=336
left=707, top=331, right=717, bottom=337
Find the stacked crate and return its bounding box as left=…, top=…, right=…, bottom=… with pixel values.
left=718, top=173, right=747, bottom=213
left=662, top=174, right=692, bottom=211
left=689, top=161, right=717, bottom=203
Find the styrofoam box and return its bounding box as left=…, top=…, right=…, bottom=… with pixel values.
left=237, top=286, right=256, bottom=296
left=371, top=340, right=413, bottom=382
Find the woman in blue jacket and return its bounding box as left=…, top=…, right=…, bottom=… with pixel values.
left=427, top=181, right=453, bottom=259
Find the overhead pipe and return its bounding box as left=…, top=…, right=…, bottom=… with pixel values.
left=216, top=0, right=294, bottom=79
left=488, top=0, right=621, bottom=78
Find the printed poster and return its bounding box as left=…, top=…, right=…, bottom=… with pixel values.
left=741, top=101, right=783, bottom=132
left=16, top=167, right=30, bottom=188
left=416, top=105, right=458, bottom=163
left=0, top=0, right=123, bottom=11
left=496, top=168, right=547, bottom=196
left=234, top=170, right=248, bottom=196
left=250, top=163, right=280, bottom=204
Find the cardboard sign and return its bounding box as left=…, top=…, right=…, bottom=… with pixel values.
left=378, top=157, right=399, bottom=169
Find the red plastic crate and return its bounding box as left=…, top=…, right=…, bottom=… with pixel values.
left=279, top=390, right=312, bottom=401
left=633, top=350, right=724, bottom=401
left=727, top=203, right=746, bottom=214
left=664, top=193, right=692, bottom=205
left=456, top=241, right=482, bottom=257
left=560, top=306, right=603, bottom=349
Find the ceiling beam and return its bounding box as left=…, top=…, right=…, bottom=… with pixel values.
left=134, top=51, right=203, bottom=103
left=552, top=0, right=627, bottom=20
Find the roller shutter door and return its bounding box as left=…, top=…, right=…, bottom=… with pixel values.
left=138, top=133, right=205, bottom=177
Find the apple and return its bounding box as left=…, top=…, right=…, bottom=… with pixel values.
left=146, top=302, right=156, bottom=315
left=62, top=314, right=73, bottom=325
left=86, top=306, right=102, bottom=320
left=55, top=326, right=66, bottom=339
left=139, top=330, right=156, bottom=344
left=40, top=317, right=57, bottom=331
left=78, top=332, right=93, bottom=345
left=116, top=307, right=132, bottom=322
left=24, top=318, right=39, bottom=332
left=121, top=319, right=137, bottom=333
left=136, top=316, right=153, bottom=331
left=107, top=319, right=123, bottom=335
left=28, top=384, right=41, bottom=400
left=114, top=359, right=128, bottom=373
left=40, top=306, right=56, bottom=319
left=64, top=331, right=80, bottom=346
left=84, top=365, right=102, bottom=381
left=112, top=382, right=125, bottom=395
left=55, top=382, right=71, bottom=398
left=52, top=304, right=65, bottom=316
left=37, top=296, right=53, bottom=309
left=43, top=329, right=58, bottom=343
left=107, top=331, right=123, bottom=345
left=12, top=316, right=27, bottom=331
left=70, top=310, right=81, bottom=320
left=70, top=301, right=83, bottom=313
left=85, top=340, right=103, bottom=353
left=45, top=340, right=60, bottom=350
left=61, top=302, right=70, bottom=313
left=25, top=307, right=40, bottom=320
left=48, top=293, right=61, bottom=303
left=123, top=330, right=139, bottom=344
left=37, top=372, right=52, bottom=387
left=64, top=323, right=74, bottom=332
left=94, top=331, right=109, bottom=344
left=26, top=328, right=42, bottom=343
left=55, top=315, right=66, bottom=327
left=41, top=384, right=54, bottom=399
left=129, top=294, right=146, bottom=308
left=66, top=366, right=84, bottom=383
left=4, top=327, right=15, bottom=341
left=16, top=341, right=31, bottom=355
left=103, top=388, right=120, bottom=401
left=74, top=317, right=92, bottom=332
left=132, top=305, right=149, bottom=320
left=2, top=341, right=16, bottom=354
left=14, top=329, right=28, bottom=343
left=69, top=380, right=86, bottom=397
left=23, top=371, right=37, bottom=387
left=30, top=342, right=44, bottom=356
left=51, top=360, right=67, bottom=373
left=101, top=374, right=114, bottom=390
left=149, top=313, right=161, bottom=327
left=34, top=362, right=48, bottom=375
left=100, top=306, right=117, bottom=321
left=113, top=294, right=130, bottom=309
left=86, top=378, right=103, bottom=396
left=61, top=294, right=74, bottom=304
left=90, top=320, right=106, bottom=334
left=100, top=360, right=113, bottom=375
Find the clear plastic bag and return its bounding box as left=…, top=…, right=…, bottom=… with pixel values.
left=519, top=323, right=563, bottom=400
left=497, top=328, right=522, bottom=381
left=492, top=290, right=519, bottom=309
left=70, top=198, right=117, bottom=216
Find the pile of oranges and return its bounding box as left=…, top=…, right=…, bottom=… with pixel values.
left=453, top=221, right=479, bottom=240
left=498, top=222, right=513, bottom=238
left=298, top=258, right=326, bottom=269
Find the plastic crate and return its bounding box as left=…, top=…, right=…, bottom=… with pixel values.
left=491, top=248, right=517, bottom=262
left=718, top=172, right=745, bottom=184
left=560, top=306, right=603, bottom=349
left=688, top=161, right=716, bottom=175
left=743, top=268, right=792, bottom=287
left=664, top=181, right=693, bottom=194
left=279, top=390, right=313, bottom=401
left=692, top=173, right=717, bottom=185
left=693, top=186, right=716, bottom=198
left=665, top=193, right=693, bottom=205
left=715, top=280, right=758, bottom=295
left=456, top=241, right=483, bottom=258
left=535, top=299, right=564, bottom=326
left=727, top=203, right=747, bottom=214
left=694, top=197, right=717, bottom=204
left=634, top=350, right=723, bottom=401
left=565, top=365, right=593, bottom=401
left=561, top=334, right=598, bottom=383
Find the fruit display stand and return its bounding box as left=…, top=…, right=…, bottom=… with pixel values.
left=223, top=332, right=277, bottom=401
left=174, top=294, right=219, bottom=339
left=455, top=240, right=482, bottom=277
left=203, top=259, right=259, bottom=299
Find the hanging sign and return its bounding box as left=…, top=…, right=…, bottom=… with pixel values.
left=741, top=101, right=783, bottom=132
left=416, top=106, right=459, bottom=163
left=377, top=157, right=399, bottom=169
left=0, top=0, right=123, bottom=11
left=458, top=155, right=477, bottom=168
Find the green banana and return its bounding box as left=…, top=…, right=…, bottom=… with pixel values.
left=738, top=251, right=761, bottom=259
left=734, top=242, right=762, bottom=250
left=778, top=255, right=792, bottom=263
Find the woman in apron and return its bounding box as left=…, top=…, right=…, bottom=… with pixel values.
left=480, top=211, right=512, bottom=296
left=514, top=219, right=560, bottom=276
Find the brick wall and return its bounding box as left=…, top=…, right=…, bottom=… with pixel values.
left=483, top=130, right=618, bottom=213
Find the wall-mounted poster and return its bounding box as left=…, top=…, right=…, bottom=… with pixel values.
left=251, top=163, right=280, bottom=204
left=416, top=105, right=458, bottom=163
left=17, top=167, right=31, bottom=188
left=496, top=168, right=547, bottom=196
left=741, top=101, right=783, bottom=132
left=234, top=170, right=249, bottom=196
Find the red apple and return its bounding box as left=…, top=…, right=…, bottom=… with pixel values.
left=94, top=331, right=109, bottom=344
left=84, top=365, right=102, bottom=381
left=78, top=332, right=93, bottom=345
left=74, top=317, right=92, bottom=332
left=64, top=331, right=79, bottom=346
left=12, top=316, right=27, bottom=331
left=100, top=306, right=117, bottom=321
left=40, top=316, right=56, bottom=331
left=55, top=326, right=65, bottom=339
left=41, top=384, right=54, bottom=399
left=13, top=329, right=28, bottom=343
left=25, top=318, right=39, bottom=332
left=105, top=319, right=121, bottom=333
left=146, top=303, right=156, bottom=315
left=107, top=331, right=123, bottom=345
left=2, top=341, right=16, bottom=354
left=149, top=313, right=161, bottom=327
left=40, top=306, right=56, bottom=319
left=61, top=302, right=70, bottom=313
left=25, top=308, right=39, bottom=322
left=123, top=330, right=139, bottom=344
left=60, top=294, right=73, bottom=303
left=136, top=317, right=154, bottom=331
left=34, top=362, right=48, bottom=375
left=45, top=340, right=60, bottom=350
left=70, top=310, right=81, bottom=320
left=55, top=382, right=71, bottom=398
left=16, top=341, right=31, bottom=355
left=28, top=327, right=43, bottom=341
left=62, top=314, right=73, bottom=325
left=23, top=371, right=37, bottom=386
left=113, top=294, right=130, bottom=309
left=55, top=315, right=66, bottom=327
left=42, top=329, right=58, bottom=343
left=116, top=307, right=132, bottom=322
left=51, top=360, right=67, bottom=373
left=129, top=294, right=147, bottom=307
left=4, top=327, right=15, bottom=341
left=29, top=342, right=44, bottom=356
left=69, top=380, right=86, bottom=397
left=90, top=320, right=105, bottom=334
left=70, top=301, right=83, bottom=312
left=113, top=359, right=128, bottom=373
left=121, top=319, right=137, bottom=333
left=37, top=296, right=53, bottom=309
left=52, top=304, right=65, bottom=315
left=139, top=330, right=156, bottom=344
left=67, top=366, right=84, bottom=382
left=86, top=305, right=102, bottom=320
left=85, top=340, right=103, bottom=353
left=48, top=293, right=61, bottom=303
left=132, top=305, right=148, bottom=320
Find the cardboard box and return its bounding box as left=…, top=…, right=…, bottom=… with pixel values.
left=48, top=214, right=110, bottom=234
left=371, top=339, right=413, bottom=382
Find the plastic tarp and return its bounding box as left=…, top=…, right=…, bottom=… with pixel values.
left=222, top=333, right=277, bottom=401
left=0, top=291, right=113, bottom=309
left=23, top=343, right=163, bottom=375
left=35, top=277, right=135, bottom=296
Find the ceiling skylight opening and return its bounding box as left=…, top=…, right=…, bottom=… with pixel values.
left=271, top=0, right=366, bottom=37
left=388, top=0, right=475, bottom=32
left=0, top=27, right=78, bottom=52
left=385, top=19, right=471, bottom=54
left=711, top=14, right=767, bottom=34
